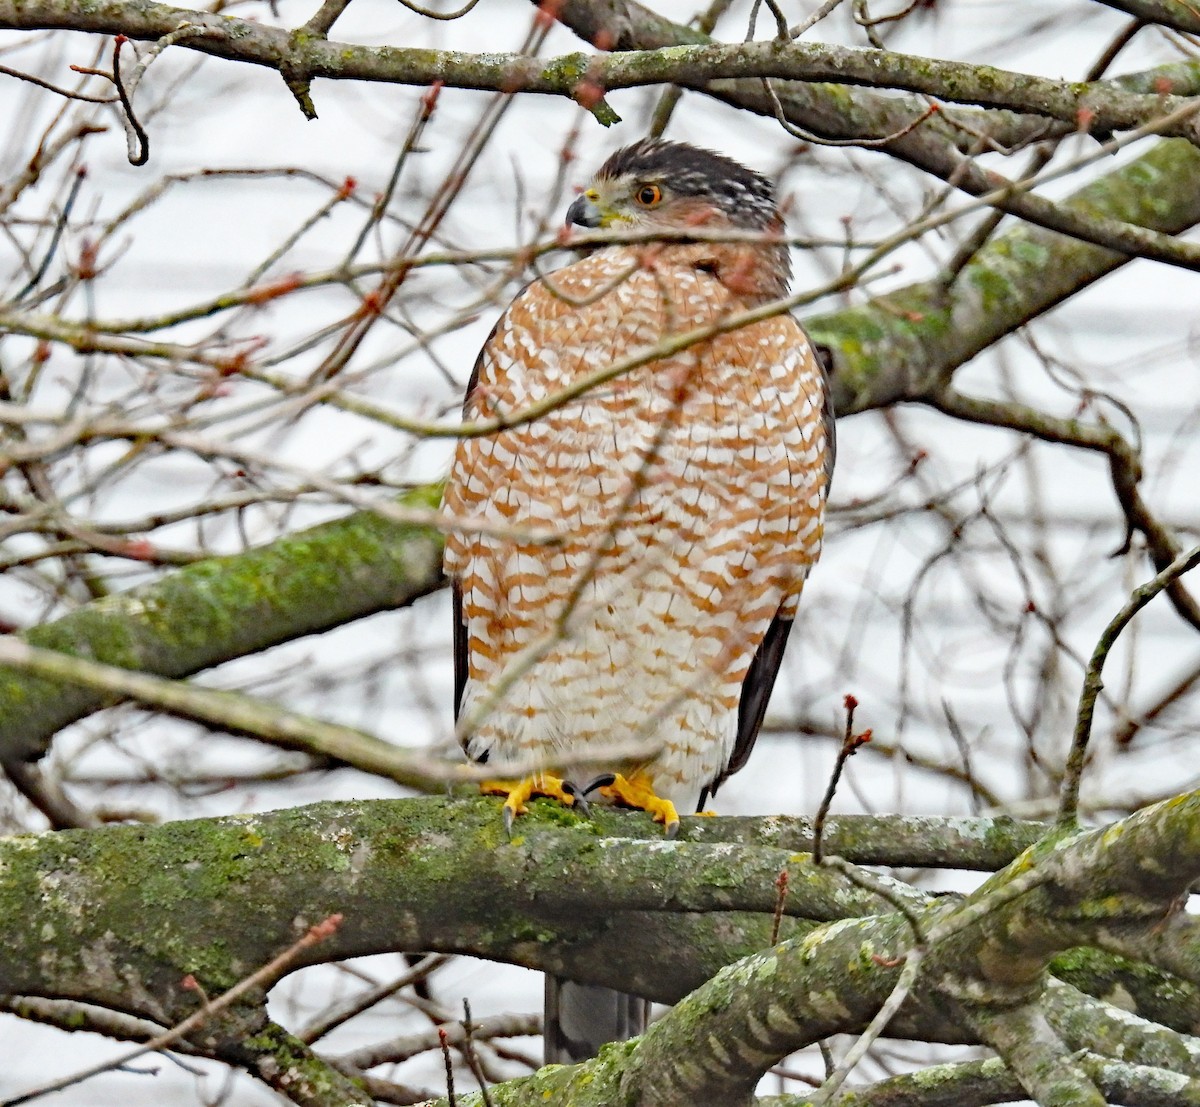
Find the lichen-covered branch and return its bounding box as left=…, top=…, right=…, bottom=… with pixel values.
left=1041, top=979, right=1200, bottom=1075
left=454, top=788, right=1200, bottom=1105
left=758, top=1053, right=1200, bottom=1107
left=3, top=792, right=1199, bottom=1106
left=1, top=0, right=1197, bottom=141
left=0, top=797, right=930, bottom=1020
left=968, top=1003, right=1107, bottom=1107
left=221, top=1021, right=375, bottom=1107
left=0, top=486, right=444, bottom=763
left=684, top=812, right=1048, bottom=870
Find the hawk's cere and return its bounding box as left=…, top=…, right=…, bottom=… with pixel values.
left=444, top=139, right=834, bottom=835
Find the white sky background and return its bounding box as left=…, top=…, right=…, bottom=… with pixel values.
left=1, top=0, right=1199, bottom=1101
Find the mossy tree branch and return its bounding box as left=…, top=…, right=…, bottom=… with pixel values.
left=0, top=485, right=444, bottom=763
left=752, top=1054, right=1200, bottom=1107
left=0, top=0, right=1198, bottom=141
left=431, top=789, right=1200, bottom=1105
left=2, top=794, right=1199, bottom=1105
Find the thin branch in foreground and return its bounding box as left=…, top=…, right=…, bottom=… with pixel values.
left=1059, top=541, right=1200, bottom=827
left=806, top=941, right=927, bottom=1106
left=0, top=636, right=662, bottom=791
left=297, top=954, right=451, bottom=1045
left=333, top=1013, right=542, bottom=1072
left=790, top=0, right=848, bottom=39
left=460, top=1000, right=495, bottom=1107
left=11, top=164, right=86, bottom=304
left=302, top=0, right=353, bottom=36
left=111, top=22, right=224, bottom=165
left=1, top=756, right=101, bottom=829
left=0, top=61, right=115, bottom=102
left=438, top=1027, right=457, bottom=1107
left=763, top=74, right=940, bottom=147
left=1112, top=655, right=1200, bottom=746
left=770, top=868, right=789, bottom=946
left=812, top=693, right=872, bottom=863
left=925, top=386, right=1200, bottom=635
left=110, top=35, right=147, bottom=165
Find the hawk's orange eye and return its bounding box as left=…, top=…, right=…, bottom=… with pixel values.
left=635, top=184, right=662, bottom=206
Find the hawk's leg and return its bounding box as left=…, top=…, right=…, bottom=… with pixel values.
left=481, top=775, right=584, bottom=835
left=589, top=772, right=680, bottom=838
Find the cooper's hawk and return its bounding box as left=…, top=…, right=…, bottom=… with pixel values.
left=443, top=139, right=834, bottom=1060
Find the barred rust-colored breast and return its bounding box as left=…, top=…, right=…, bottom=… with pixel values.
left=443, top=244, right=830, bottom=811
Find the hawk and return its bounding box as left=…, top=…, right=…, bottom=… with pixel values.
left=445, top=139, right=833, bottom=835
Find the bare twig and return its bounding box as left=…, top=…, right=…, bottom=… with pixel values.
left=1059, top=543, right=1200, bottom=826
left=459, top=1000, right=495, bottom=1107
left=298, top=954, right=451, bottom=1044
left=812, top=694, right=872, bottom=864
left=769, top=869, right=788, bottom=946
left=438, top=1027, right=457, bottom=1106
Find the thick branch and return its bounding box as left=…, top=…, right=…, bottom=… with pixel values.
left=612, top=791, right=1200, bottom=1104
left=4, top=794, right=1199, bottom=1106
left=757, top=1053, right=1200, bottom=1107
left=688, top=812, right=1047, bottom=869
left=1, top=0, right=1197, bottom=140
left=0, top=797, right=931, bottom=1021
left=421, top=788, right=1200, bottom=1105
left=0, top=486, right=443, bottom=763
left=968, top=1003, right=1106, bottom=1107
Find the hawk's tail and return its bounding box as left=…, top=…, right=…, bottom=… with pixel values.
left=543, top=975, right=649, bottom=1064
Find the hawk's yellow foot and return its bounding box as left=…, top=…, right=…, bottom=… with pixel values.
left=593, top=772, right=680, bottom=838
left=481, top=775, right=583, bottom=836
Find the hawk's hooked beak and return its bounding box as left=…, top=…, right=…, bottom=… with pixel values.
left=566, top=192, right=604, bottom=229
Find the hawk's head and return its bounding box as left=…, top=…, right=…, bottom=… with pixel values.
left=565, top=139, right=782, bottom=233
left=565, top=139, right=790, bottom=299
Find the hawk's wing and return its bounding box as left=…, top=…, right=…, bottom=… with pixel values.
left=701, top=339, right=838, bottom=809
left=451, top=310, right=507, bottom=734
left=452, top=581, right=468, bottom=725
left=700, top=612, right=792, bottom=809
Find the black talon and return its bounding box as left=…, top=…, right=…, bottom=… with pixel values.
left=581, top=773, right=617, bottom=796
left=561, top=780, right=590, bottom=815
left=503, top=804, right=516, bottom=839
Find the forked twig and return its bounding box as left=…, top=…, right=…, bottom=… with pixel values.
left=1059, top=542, right=1200, bottom=826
